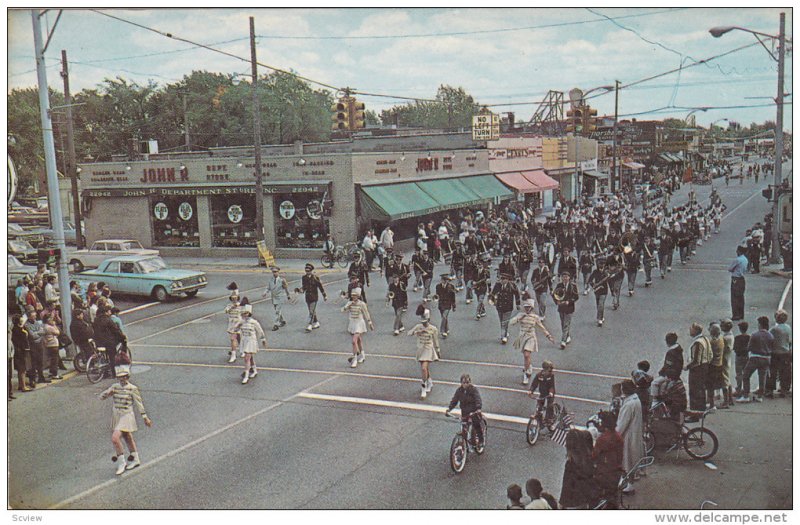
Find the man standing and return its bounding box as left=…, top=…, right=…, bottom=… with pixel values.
left=616, top=380, right=644, bottom=494
left=348, top=252, right=370, bottom=295
left=552, top=272, right=579, bottom=349
left=737, top=316, right=774, bottom=403
left=435, top=274, right=456, bottom=338
left=686, top=323, right=712, bottom=412
left=299, top=263, right=326, bottom=332
left=361, top=229, right=377, bottom=271
left=490, top=273, right=520, bottom=344
left=388, top=274, right=408, bottom=336
left=728, top=247, right=748, bottom=321
left=262, top=266, right=291, bottom=331
left=765, top=310, right=792, bottom=398
left=473, top=261, right=491, bottom=320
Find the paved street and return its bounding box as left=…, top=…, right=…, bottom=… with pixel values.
left=8, top=164, right=792, bottom=510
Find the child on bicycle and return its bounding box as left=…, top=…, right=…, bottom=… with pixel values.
left=445, top=374, right=484, bottom=446
left=528, top=360, right=556, bottom=425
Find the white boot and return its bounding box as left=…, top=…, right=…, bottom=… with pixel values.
left=249, top=366, right=258, bottom=378
left=306, top=324, right=313, bottom=332
left=349, top=355, right=358, bottom=368
left=115, top=457, right=128, bottom=475
left=426, top=378, right=433, bottom=392
left=126, top=451, right=141, bottom=470
left=420, top=383, right=427, bottom=399
left=228, top=352, right=236, bottom=363
left=357, top=351, right=366, bottom=363
left=242, top=372, right=250, bottom=384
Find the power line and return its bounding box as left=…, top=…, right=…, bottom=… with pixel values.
left=618, top=102, right=789, bottom=118
left=255, top=8, right=688, bottom=40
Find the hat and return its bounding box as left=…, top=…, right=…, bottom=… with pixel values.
left=114, top=364, right=130, bottom=377
left=522, top=299, right=536, bottom=309
left=305, top=263, right=314, bottom=271
left=242, top=304, right=253, bottom=315
left=240, top=296, right=250, bottom=306
left=394, top=253, right=404, bottom=259
left=561, top=271, right=571, bottom=277
left=351, top=287, right=361, bottom=296
left=270, top=266, right=281, bottom=272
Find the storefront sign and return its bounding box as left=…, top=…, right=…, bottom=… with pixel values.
left=178, top=202, right=193, bottom=221
left=140, top=167, right=189, bottom=183
left=153, top=202, right=169, bottom=220
left=279, top=200, right=296, bottom=220
left=82, top=182, right=331, bottom=198
left=306, top=200, right=322, bottom=220
left=227, top=205, right=243, bottom=223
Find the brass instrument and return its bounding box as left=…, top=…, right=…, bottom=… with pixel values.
left=552, top=288, right=565, bottom=302
left=591, top=271, right=613, bottom=294
left=431, top=294, right=439, bottom=302
left=414, top=262, right=429, bottom=277
left=294, top=287, right=303, bottom=294
left=399, top=281, right=407, bottom=292
left=386, top=291, right=395, bottom=306
left=488, top=294, right=496, bottom=306
left=532, top=271, right=551, bottom=290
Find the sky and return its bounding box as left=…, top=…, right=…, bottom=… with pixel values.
left=7, top=6, right=794, bottom=131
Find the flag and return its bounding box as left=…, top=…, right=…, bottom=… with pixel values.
left=550, top=411, right=575, bottom=447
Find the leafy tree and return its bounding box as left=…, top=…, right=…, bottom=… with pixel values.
left=379, top=85, right=481, bottom=129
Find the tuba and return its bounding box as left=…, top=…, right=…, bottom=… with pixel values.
left=431, top=294, right=439, bottom=303
left=552, top=287, right=565, bottom=302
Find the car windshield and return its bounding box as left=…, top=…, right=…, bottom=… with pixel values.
left=121, top=241, right=144, bottom=250
left=9, top=240, right=33, bottom=251
left=138, top=257, right=168, bottom=273
left=8, top=255, right=23, bottom=269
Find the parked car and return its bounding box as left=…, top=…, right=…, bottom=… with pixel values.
left=76, top=255, right=207, bottom=301
left=24, top=220, right=79, bottom=246
left=8, top=238, right=39, bottom=265
left=8, top=223, right=46, bottom=247
left=67, top=239, right=159, bottom=272
left=7, top=205, right=50, bottom=225
left=7, top=255, right=37, bottom=290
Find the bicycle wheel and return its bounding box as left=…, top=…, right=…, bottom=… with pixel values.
left=474, top=416, right=487, bottom=454
left=86, top=353, right=109, bottom=384
left=320, top=254, right=332, bottom=268
left=450, top=435, right=467, bottom=473
left=550, top=402, right=563, bottom=427
left=73, top=353, right=88, bottom=373
left=683, top=427, right=719, bottom=460
left=643, top=430, right=655, bottom=455
left=526, top=416, right=540, bottom=445
left=336, top=253, right=348, bottom=269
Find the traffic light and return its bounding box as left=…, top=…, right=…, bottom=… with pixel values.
left=37, top=247, right=61, bottom=267
left=566, top=107, right=583, bottom=134
left=350, top=99, right=366, bottom=130
left=331, top=100, right=348, bottom=131
left=583, top=106, right=598, bottom=133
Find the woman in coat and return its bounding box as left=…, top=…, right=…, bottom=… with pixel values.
left=408, top=306, right=440, bottom=399
left=559, top=428, right=597, bottom=509
left=616, top=379, right=645, bottom=493
left=592, top=411, right=624, bottom=506
left=10, top=315, right=31, bottom=392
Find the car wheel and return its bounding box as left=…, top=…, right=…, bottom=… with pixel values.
left=69, top=259, right=84, bottom=273
left=152, top=285, right=169, bottom=302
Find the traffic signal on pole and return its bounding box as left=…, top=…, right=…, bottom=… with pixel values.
left=350, top=99, right=366, bottom=130
left=566, top=107, right=583, bottom=133
left=583, top=106, right=598, bottom=133
left=331, top=100, right=348, bottom=131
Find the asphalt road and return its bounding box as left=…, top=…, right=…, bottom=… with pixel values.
left=7, top=160, right=792, bottom=510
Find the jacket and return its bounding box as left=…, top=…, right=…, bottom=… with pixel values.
left=553, top=282, right=579, bottom=314
left=300, top=273, right=326, bottom=303
left=93, top=314, right=126, bottom=351
left=448, top=385, right=482, bottom=416
left=70, top=316, right=95, bottom=347
left=659, top=344, right=684, bottom=379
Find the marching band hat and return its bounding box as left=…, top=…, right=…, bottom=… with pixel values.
left=305, top=263, right=314, bottom=271
left=242, top=304, right=253, bottom=315
left=351, top=287, right=362, bottom=296
left=522, top=299, right=536, bottom=309
left=561, top=271, right=571, bottom=277
left=226, top=281, right=239, bottom=291
left=240, top=296, right=251, bottom=306
left=115, top=364, right=131, bottom=377
left=394, top=253, right=404, bottom=259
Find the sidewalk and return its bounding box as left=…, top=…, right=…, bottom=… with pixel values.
left=164, top=256, right=342, bottom=274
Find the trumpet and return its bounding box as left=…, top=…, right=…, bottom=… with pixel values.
left=488, top=294, right=496, bottom=306
left=431, top=294, right=439, bottom=302
left=386, top=291, right=395, bottom=306
left=294, top=287, right=303, bottom=294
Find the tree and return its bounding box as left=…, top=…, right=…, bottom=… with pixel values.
left=379, top=85, right=481, bottom=130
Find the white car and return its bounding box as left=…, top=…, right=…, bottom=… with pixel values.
left=67, top=239, right=159, bottom=272
left=7, top=255, right=36, bottom=290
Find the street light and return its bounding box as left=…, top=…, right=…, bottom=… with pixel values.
left=709, top=12, right=787, bottom=264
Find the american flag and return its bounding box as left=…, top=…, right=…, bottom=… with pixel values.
left=550, top=411, right=575, bottom=447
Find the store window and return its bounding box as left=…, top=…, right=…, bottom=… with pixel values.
left=274, top=192, right=329, bottom=249
left=211, top=194, right=257, bottom=248
left=151, top=196, right=200, bottom=247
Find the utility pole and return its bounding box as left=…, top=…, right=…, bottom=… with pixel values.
left=250, top=16, right=265, bottom=243
left=182, top=92, right=191, bottom=152
left=61, top=49, right=84, bottom=249
left=611, top=80, right=619, bottom=193
left=32, top=10, right=71, bottom=333
left=769, top=12, right=785, bottom=264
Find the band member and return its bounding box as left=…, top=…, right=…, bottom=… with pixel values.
left=387, top=274, right=408, bottom=336
left=607, top=247, right=625, bottom=310
left=341, top=288, right=373, bottom=368
left=490, top=272, right=521, bottom=344
left=262, top=266, right=291, bottom=331
left=658, top=229, right=674, bottom=278
left=395, top=253, right=411, bottom=290
left=464, top=254, right=479, bottom=305
left=498, top=255, right=515, bottom=281
left=510, top=299, right=554, bottom=385
left=348, top=252, right=370, bottom=292
left=557, top=247, right=578, bottom=281
left=234, top=303, right=268, bottom=384
left=299, top=263, right=327, bottom=332
left=384, top=251, right=399, bottom=285
left=224, top=283, right=242, bottom=363
left=642, top=236, right=658, bottom=287
left=579, top=251, right=594, bottom=296
left=450, top=240, right=466, bottom=290
left=552, top=272, right=580, bottom=349
left=623, top=245, right=640, bottom=296
left=411, top=247, right=424, bottom=292
left=418, top=251, right=434, bottom=299
left=588, top=258, right=609, bottom=327
left=435, top=273, right=457, bottom=338
left=530, top=258, right=552, bottom=319
left=473, top=261, right=492, bottom=319
left=409, top=305, right=441, bottom=399
left=99, top=364, right=152, bottom=475
left=515, top=236, right=533, bottom=292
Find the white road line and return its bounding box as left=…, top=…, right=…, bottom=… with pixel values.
left=129, top=360, right=609, bottom=406
left=128, top=276, right=349, bottom=343
left=119, top=302, right=160, bottom=315
left=132, top=343, right=628, bottom=381
left=297, top=392, right=530, bottom=425
left=779, top=280, right=792, bottom=310
left=50, top=374, right=339, bottom=510
left=721, top=187, right=762, bottom=221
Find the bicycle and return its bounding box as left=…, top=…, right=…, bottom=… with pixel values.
left=73, top=339, right=96, bottom=374
left=592, top=456, right=655, bottom=509
left=320, top=245, right=349, bottom=269
left=643, top=402, right=719, bottom=460
left=446, top=410, right=487, bottom=473
left=526, top=394, right=564, bottom=445
left=86, top=345, right=112, bottom=384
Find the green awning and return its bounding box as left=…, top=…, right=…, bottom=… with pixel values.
left=460, top=174, right=514, bottom=201
left=360, top=182, right=442, bottom=220
left=416, top=178, right=483, bottom=207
